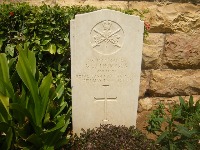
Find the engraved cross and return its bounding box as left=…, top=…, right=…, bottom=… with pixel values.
left=94, top=85, right=117, bottom=123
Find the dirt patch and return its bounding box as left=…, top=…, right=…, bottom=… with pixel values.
left=136, top=111, right=157, bottom=140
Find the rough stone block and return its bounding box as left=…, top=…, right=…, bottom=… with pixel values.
left=139, top=70, right=151, bottom=98
left=56, top=0, right=84, bottom=6
left=139, top=95, right=200, bottom=111
left=149, top=70, right=200, bottom=97
left=163, top=32, right=200, bottom=69
left=138, top=97, right=153, bottom=112
left=129, top=2, right=200, bottom=33
left=142, top=33, right=164, bottom=69
left=83, top=1, right=128, bottom=9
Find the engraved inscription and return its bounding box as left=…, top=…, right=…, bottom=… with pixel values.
left=90, top=20, right=124, bottom=55
left=76, top=57, right=133, bottom=85
left=94, top=85, right=117, bottom=123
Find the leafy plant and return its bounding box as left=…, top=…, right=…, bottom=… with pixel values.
left=146, top=96, right=200, bottom=150
left=67, top=124, right=160, bottom=150
left=0, top=44, right=71, bottom=149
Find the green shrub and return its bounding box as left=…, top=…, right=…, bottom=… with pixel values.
left=67, top=124, right=160, bottom=150
left=147, top=96, right=200, bottom=150
left=0, top=44, right=71, bottom=149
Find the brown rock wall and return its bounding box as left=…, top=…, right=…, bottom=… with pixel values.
left=129, top=2, right=200, bottom=33
left=83, top=0, right=128, bottom=9
left=149, top=70, right=200, bottom=96
left=138, top=95, right=200, bottom=111
left=142, top=33, right=165, bottom=69
left=163, top=32, right=200, bottom=69
left=139, top=70, right=151, bottom=98
left=23, top=0, right=128, bottom=9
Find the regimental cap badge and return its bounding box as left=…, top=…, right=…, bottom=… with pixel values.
left=102, top=21, right=112, bottom=31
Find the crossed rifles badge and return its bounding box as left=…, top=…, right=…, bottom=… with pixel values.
left=91, top=20, right=124, bottom=55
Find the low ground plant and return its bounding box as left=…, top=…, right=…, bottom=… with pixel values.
left=67, top=124, right=160, bottom=150
left=147, top=96, right=200, bottom=150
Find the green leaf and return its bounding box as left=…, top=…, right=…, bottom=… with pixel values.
left=9, top=103, right=33, bottom=126
left=41, top=39, right=51, bottom=45
left=0, top=53, right=10, bottom=96
left=0, top=122, right=10, bottom=132
left=56, top=82, right=64, bottom=99
left=42, top=110, right=71, bottom=148
left=16, top=123, right=32, bottom=139
left=26, top=134, right=43, bottom=148
left=8, top=57, right=17, bottom=69
left=57, top=48, right=63, bottom=54
left=44, top=116, right=65, bottom=133
left=39, top=73, right=52, bottom=122
left=16, top=48, right=41, bottom=126
left=6, top=127, right=13, bottom=150
left=1, top=127, right=13, bottom=150
left=185, top=141, right=196, bottom=150
left=179, top=96, right=186, bottom=107
left=5, top=44, right=15, bottom=57
left=16, top=44, right=36, bottom=77
left=64, top=37, right=69, bottom=43
left=0, top=39, right=3, bottom=50
left=61, top=107, right=71, bottom=133
left=156, top=131, right=169, bottom=144
left=48, top=44, right=56, bottom=54
left=0, top=54, right=14, bottom=112
left=177, top=126, right=195, bottom=138
left=43, top=146, right=54, bottom=150
left=0, top=100, right=10, bottom=122
left=43, top=113, right=50, bottom=125
left=54, top=102, right=67, bottom=118
left=0, top=80, right=15, bottom=100
left=173, top=107, right=181, bottom=118
left=34, top=40, right=40, bottom=45
left=54, top=137, right=70, bottom=149
left=189, top=96, right=194, bottom=108
left=49, top=87, right=56, bottom=102
left=195, top=100, right=200, bottom=109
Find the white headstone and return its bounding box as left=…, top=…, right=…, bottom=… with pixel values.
left=71, top=9, right=144, bottom=135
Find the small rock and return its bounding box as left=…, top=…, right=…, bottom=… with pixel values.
left=139, top=98, right=153, bottom=111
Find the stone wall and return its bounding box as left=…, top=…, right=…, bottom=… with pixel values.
left=6, top=0, right=200, bottom=111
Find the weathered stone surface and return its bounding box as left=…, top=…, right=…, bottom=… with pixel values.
left=83, top=0, right=128, bottom=9
left=139, top=70, right=151, bottom=98
left=56, top=0, right=84, bottom=6
left=138, top=97, right=153, bottom=112
left=139, top=95, right=200, bottom=109
left=22, top=0, right=84, bottom=6
left=129, top=2, right=200, bottom=33
left=24, top=0, right=128, bottom=9
left=163, top=32, right=200, bottom=69
left=142, top=33, right=164, bottom=69
left=149, top=70, right=200, bottom=97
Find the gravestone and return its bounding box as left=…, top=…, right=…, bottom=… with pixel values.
left=71, top=9, right=144, bottom=135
